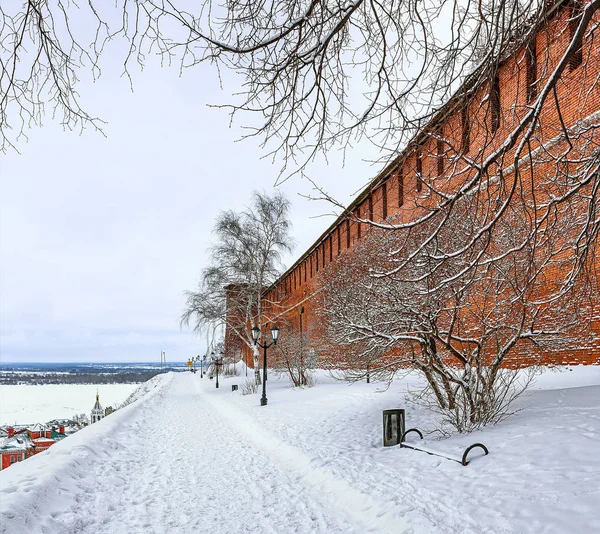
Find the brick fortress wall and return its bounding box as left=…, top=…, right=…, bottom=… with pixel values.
left=229, top=2, right=600, bottom=369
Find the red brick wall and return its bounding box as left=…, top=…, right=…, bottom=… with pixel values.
left=232, top=3, right=600, bottom=368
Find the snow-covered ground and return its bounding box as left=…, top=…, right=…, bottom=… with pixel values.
left=1, top=366, right=599, bottom=533
left=0, top=383, right=139, bottom=425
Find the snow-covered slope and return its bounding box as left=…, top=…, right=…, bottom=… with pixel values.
left=1, top=367, right=599, bottom=533
left=0, top=372, right=173, bottom=531
left=116, top=372, right=170, bottom=408
left=200, top=366, right=600, bottom=534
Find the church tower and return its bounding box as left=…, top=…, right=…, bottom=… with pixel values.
left=91, top=391, right=105, bottom=424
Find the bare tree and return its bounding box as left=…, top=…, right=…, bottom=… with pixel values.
left=301, top=1, right=599, bottom=315
left=4, top=1, right=598, bottom=295
left=3, top=1, right=597, bottom=166
left=181, top=190, right=293, bottom=386
left=271, top=324, right=319, bottom=386
left=319, top=195, right=597, bottom=431
left=4, top=2, right=598, bottom=417
left=212, top=337, right=240, bottom=377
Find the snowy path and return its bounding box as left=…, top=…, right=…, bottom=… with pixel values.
left=85, top=373, right=361, bottom=533
left=3, top=368, right=599, bottom=533
left=2, top=373, right=415, bottom=533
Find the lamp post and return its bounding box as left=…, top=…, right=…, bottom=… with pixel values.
left=210, top=351, right=216, bottom=386
left=212, top=351, right=223, bottom=388
left=251, top=325, right=280, bottom=407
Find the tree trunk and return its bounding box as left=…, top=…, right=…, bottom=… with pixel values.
left=422, top=367, right=448, bottom=409
left=253, top=345, right=262, bottom=386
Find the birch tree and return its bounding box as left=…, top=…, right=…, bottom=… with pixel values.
left=181, top=191, right=293, bottom=385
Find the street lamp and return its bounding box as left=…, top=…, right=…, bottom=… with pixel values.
left=212, top=351, right=223, bottom=388
left=251, top=325, right=280, bottom=407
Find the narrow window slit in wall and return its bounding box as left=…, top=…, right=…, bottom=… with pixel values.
left=461, top=102, right=470, bottom=153
left=416, top=151, right=423, bottom=192
left=346, top=219, right=351, bottom=248
left=437, top=127, right=444, bottom=177
left=491, top=75, right=501, bottom=133
left=569, top=2, right=583, bottom=71
left=526, top=38, right=537, bottom=103
left=382, top=182, right=388, bottom=220
left=398, top=168, right=404, bottom=207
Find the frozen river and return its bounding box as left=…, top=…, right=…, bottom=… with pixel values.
left=0, top=383, right=139, bottom=425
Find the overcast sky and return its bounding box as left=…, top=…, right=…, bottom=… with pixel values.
left=0, top=55, right=380, bottom=363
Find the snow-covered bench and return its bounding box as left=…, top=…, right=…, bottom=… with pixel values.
left=400, top=428, right=489, bottom=466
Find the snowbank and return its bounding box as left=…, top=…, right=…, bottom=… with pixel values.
left=2, top=367, right=599, bottom=533
left=117, top=372, right=171, bottom=408
left=0, top=373, right=172, bottom=531
left=198, top=365, right=600, bottom=534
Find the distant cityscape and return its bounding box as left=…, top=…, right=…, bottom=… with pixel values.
left=0, top=391, right=114, bottom=471
left=0, top=362, right=186, bottom=386
left=0, top=362, right=193, bottom=471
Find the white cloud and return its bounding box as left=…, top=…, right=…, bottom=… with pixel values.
left=0, top=58, right=378, bottom=363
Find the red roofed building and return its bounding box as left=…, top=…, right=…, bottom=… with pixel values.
left=0, top=432, right=29, bottom=470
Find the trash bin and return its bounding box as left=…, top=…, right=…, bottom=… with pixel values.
left=383, top=409, right=405, bottom=447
